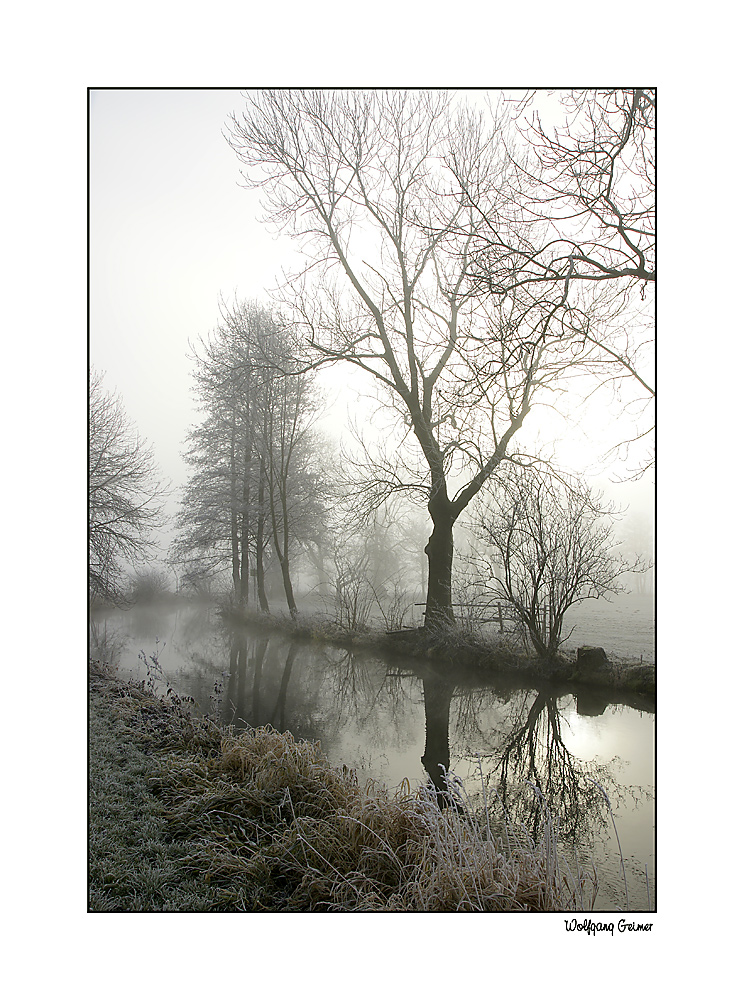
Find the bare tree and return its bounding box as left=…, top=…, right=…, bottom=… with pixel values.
left=227, top=89, right=595, bottom=630
left=471, top=467, right=644, bottom=657
left=321, top=499, right=416, bottom=631
left=258, top=321, right=326, bottom=616
left=89, top=369, right=167, bottom=603
left=173, top=302, right=326, bottom=614
left=128, top=566, right=172, bottom=604
left=172, top=314, right=256, bottom=600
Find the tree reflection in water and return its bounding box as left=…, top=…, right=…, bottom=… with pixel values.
left=418, top=669, right=458, bottom=808
left=324, top=648, right=380, bottom=721
left=270, top=642, right=298, bottom=732
left=225, top=635, right=300, bottom=732
left=388, top=665, right=652, bottom=865
left=474, top=690, right=624, bottom=846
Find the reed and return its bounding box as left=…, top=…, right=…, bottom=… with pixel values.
left=153, top=728, right=597, bottom=912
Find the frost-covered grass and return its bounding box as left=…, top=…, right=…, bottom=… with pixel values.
left=88, top=669, right=224, bottom=911
left=88, top=661, right=597, bottom=912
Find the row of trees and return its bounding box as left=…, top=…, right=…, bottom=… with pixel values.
left=171, top=302, right=325, bottom=616
left=164, top=291, right=642, bottom=655
left=89, top=345, right=643, bottom=656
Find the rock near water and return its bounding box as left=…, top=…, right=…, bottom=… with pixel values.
left=576, top=646, right=610, bottom=676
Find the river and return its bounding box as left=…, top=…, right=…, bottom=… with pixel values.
left=90, top=600, right=656, bottom=912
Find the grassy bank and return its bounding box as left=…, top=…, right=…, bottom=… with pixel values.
left=89, top=661, right=599, bottom=912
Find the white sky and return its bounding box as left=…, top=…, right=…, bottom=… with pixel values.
left=90, top=87, right=654, bottom=544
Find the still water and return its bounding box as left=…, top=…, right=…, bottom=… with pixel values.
left=90, top=602, right=656, bottom=912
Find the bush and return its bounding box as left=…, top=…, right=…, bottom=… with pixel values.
left=129, top=568, right=173, bottom=604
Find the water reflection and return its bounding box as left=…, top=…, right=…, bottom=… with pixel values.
left=419, top=670, right=458, bottom=807
left=90, top=605, right=655, bottom=910
left=223, top=635, right=300, bottom=732
left=89, top=618, right=128, bottom=667
left=470, top=690, right=634, bottom=846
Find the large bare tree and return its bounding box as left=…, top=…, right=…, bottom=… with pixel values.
left=227, top=90, right=593, bottom=630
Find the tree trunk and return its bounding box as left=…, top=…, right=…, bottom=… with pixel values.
left=255, top=535, right=269, bottom=612
left=230, top=419, right=241, bottom=600
left=239, top=435, right=253, bottom=606
left=271, top=497, right=298, bottom=617
left=424, top=499, right=455, bottom=630
left=255, top=458, right=270, bottom=612
left=277, top=486, right=298, bottom=617
left=277, top=548, right=298, bottom=617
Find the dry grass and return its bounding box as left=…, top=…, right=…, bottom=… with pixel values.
left=90, top=661, right=597, bottom=912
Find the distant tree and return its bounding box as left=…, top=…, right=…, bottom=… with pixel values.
left=128, top=567, right=172, bottom=604
left=89, top=370, right=167, bottom=603
left=172, top=301, right=327, bottom=614
left=177, top=559, right=218, bottom=598
left=257, top=319, right=327, bottom=615
left=615, top=507, right=655, bottom=596
left=471, top=467, right=644, bottom=658
left=228, top=89, right=600, bottom=631
left=322, top=500, right=415, bottom=632
left=173, top=303, right=270, bottom=605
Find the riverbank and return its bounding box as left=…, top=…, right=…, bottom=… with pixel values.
left=89, top=660, right=599, bottom=912
left=221, top=607, right=656, bottom=701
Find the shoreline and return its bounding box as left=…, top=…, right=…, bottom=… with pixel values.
left=89, top=660, right=611, bottom=912
left=219, top=606, right=656, bottom=705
